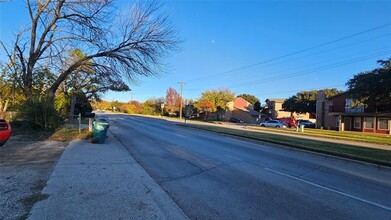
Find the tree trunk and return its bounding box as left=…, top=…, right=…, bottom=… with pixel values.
left=3, top=100, right=9, bottom=112
left=70, top=96, right=76, bottom=120
left=46, top=89, right=56, bottom=101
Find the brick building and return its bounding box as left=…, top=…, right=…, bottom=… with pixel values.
left=226, top=98, right=266, bottom=124
left=316, top=90, right=391, bottom=134
left=264, top=98, right=311, bottom=120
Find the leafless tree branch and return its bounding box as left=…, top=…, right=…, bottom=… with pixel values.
left=2, top=0, right=180, bottom=99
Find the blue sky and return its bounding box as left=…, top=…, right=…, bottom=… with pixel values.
left=1, top=1, right=391, bottom=104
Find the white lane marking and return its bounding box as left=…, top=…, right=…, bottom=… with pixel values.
left=224, top=155, right=241, bottom=161
left=264, top=168, right=391, bottom=212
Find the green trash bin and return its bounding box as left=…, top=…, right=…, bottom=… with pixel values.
left=93, top=119, right=110, bottom=144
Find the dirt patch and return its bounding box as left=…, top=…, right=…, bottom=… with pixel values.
left=0, top=137, right=67, bottom=220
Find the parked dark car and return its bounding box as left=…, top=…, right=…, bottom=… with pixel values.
left=228, top=118, right=244, bottom=123
left=297, top=120, right=315, bottom=128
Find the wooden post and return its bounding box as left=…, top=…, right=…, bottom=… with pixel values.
left=388, top=119, right=391, bottom=135
left=78, top=113, right=82, bottom=133
left=338, top=116, right=344, bottom=131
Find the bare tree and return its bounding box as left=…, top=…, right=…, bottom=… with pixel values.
left=1, top=0, right=179, bottom=99
left=59, top=48, right=130, bottom=100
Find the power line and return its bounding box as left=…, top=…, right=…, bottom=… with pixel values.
left=229, top=45, right=391, bottom=86
left=229, top=49, right=391, bottom=88
left=183, top=49, right=391, bottom=91
left=186, top=23, right=391, bottom=83
left=240, top=33, right=391, bottom=79
left=252, top=84, right=346, bottom=97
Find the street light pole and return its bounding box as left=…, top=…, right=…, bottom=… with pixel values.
left=178, top=81, right=186, bottom=120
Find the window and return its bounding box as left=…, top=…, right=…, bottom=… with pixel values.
left=364, top=117, right=374, bottom=129
left=378, top=118, right=389, bottom=130
left=354, top=117, right=361, bottom=129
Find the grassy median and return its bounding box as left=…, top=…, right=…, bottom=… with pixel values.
left=247, top=126, right=391, bottom=145
left=180, top=124, right=391, bottom=167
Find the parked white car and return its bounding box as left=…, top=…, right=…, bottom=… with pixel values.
left=260, top=120, right=286, bottom=128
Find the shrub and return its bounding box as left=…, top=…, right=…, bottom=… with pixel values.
left=18, top=98, right=63, bottom=131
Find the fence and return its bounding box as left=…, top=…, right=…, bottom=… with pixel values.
left=64, top=113, right=93, bottom=132
left=1, top=111, right=93, bottom=132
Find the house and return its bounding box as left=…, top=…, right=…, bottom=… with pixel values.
left=264, top=98, right=311, bottom=120
left=316, top=90, right=391, bottom=134
left=226, top=97, right=266, bottom=124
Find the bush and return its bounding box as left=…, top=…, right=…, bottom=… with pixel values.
left=54, top=93, right=71, bottom=118
left=54, top=92, right=92, bottom=118
left=18, top=98, right=63, bottom=131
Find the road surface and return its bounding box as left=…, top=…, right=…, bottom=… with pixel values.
left=104, top=114, right=391, bottom=220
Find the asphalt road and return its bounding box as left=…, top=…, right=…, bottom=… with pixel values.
left=104, top=114, right=391, bottom=220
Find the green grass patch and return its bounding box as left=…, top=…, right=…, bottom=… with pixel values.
left=180, top=124, right=391, bottom=167
left=247, top=126, right=391, bottom=145
left=49, top=128, right=92, bottom=142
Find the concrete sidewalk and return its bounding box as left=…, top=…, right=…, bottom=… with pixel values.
left=28, top=131, right=188, bottom=220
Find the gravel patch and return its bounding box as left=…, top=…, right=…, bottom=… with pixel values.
left=0, top=138, right=67, bottom=220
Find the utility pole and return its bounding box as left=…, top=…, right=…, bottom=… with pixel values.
left=178, top=81, right=186, bottom=120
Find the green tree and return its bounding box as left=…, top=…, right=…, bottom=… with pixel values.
left=237, top=94, right=259, bottom=105
left=346, top=59, right=391, bottom=106
left=0, top=63, right=25, bottom=111
left=54, top=93, right=70, bottom=118
left=253, top=101, right=262, bottom=112
left=196, top=89, right=235, bottom=112
left=194, top=99, right=215, bottom=114
left=130, top=101, right=144, bottom=114
left=323, top=88, right=343, bottom=98
left=194, top=89, right=235, bottom=120
left=91, top=100, right=112, bottom=111
left=111, top=101, right=122, bottom=112
left=0, top=76, right=13, bottom=112
left=142, top=98, right=161, bottom=115
left=18, top=98, right=62, bottom=131
left=282, top=88, right=343, bottom=114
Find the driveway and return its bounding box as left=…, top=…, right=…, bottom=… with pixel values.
left=0, top=137, right=67, bottom=220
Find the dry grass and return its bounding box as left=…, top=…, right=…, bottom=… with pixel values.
left=49, top=128, right=92, bottom=142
